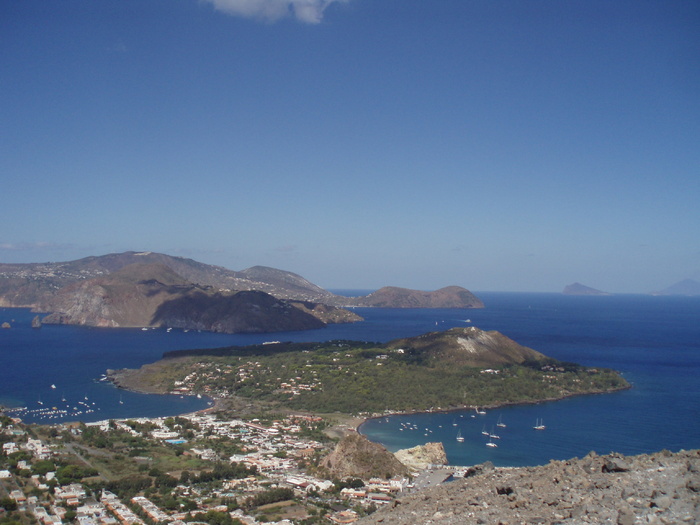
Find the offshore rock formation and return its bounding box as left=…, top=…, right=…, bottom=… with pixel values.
left=358, top=449, right=700, bottom=524
left=394, top=442, right=448, bottom=471
left=320, top=433, right=410, bottom=480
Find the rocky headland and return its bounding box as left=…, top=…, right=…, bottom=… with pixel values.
left=394, top=442, right=448, bottom=471
left=359, top=449, right=700, bottom=524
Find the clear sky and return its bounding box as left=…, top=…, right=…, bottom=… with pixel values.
left=2, top=0, right=698, bottom=293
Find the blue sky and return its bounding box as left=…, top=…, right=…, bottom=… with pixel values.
left=2, top=0, right=698, bottom=293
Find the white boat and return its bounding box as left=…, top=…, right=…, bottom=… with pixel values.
left=489, top=427, right=500, bottom=439
left=475, top=407, right=486, bottom=415
left=481, top=425, right=489, bottom=436
left=534, top=418, right=546, bottom=430
left=486, top=436, right=497, bottom=448
left=496, top=415, right=506, bottom=428
left=50, top=384, right=56, bottom=389
left=452, top=419, right=457, bottom=427
left=456, top=430, right=464, bottom=443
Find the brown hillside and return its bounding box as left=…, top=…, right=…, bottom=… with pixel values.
left=385, top=326, right=545, bottom=368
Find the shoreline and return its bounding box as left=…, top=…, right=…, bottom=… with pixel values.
left=105, top=365, right=631, bottom=437
left=355, top=383, right=632, bottom=434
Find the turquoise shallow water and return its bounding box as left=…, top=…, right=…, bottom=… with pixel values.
left=1, top=292, right=699, bottom=468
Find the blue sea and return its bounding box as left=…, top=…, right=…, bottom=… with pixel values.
left=1, top=292, right=699, bottom=467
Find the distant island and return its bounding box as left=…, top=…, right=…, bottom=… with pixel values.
left=108, top=326, right=629, bottom=414
left=562, top=282, right=610, bottom=296
left=0, top=251, right=483, bottom=334
left=652, top=278, right=700, bottom=296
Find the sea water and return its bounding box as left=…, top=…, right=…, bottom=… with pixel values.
left=1, top=293, right=699, bottom=466
left=359, top=293, right=700, bottom=466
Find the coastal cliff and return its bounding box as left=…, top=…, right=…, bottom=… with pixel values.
left=41, top=263, right=360, bottom=333
left=394, top=442, right=448, bottom=471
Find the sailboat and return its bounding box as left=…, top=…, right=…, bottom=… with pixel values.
left=489, top=427, right=500, bottom=439
left=496, top=415, right=506, bottom=428
left=452, top=419, right=457, bottom=427
left=119, top=395, right=124, bottom=405
left=486, top=435, right=498, bottom=448
left=475, top=407, right=486, bottom=415
left=534, top=418, right=546, bottom=430
left=456, top=430, right=464, bottom=443
left=481, top=425, right=489, bottom=436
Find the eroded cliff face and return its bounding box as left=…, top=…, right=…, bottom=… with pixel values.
left=394, top=442, right=448, bottom=471
left=40, top=263, right=356, bottom=334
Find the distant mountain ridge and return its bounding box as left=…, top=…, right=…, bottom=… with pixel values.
left=562, top=282, right=610, bottom=296
left=653, top=278, right=700, bottom=296
left=0, top=251, right=483, bottom=310
left=0, top=251, right=332, bottom=308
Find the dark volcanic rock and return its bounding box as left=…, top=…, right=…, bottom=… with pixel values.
left=151, top=290, right=326, bottom=333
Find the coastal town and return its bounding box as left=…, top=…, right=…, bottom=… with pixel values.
left=0, top=407, right=424, bottom=525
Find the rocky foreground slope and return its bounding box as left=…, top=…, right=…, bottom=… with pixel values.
left=359, top=449, right=699, bottom=524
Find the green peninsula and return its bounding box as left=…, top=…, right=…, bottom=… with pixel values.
left=108, top=327, right=629, bottom=415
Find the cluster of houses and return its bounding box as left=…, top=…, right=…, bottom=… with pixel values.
left=166, top=360, right=322, bottom=399
left=1, top=409, right=415, bottom=525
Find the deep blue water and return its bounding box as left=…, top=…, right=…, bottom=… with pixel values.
left=1, top=293, right=699, bottom=467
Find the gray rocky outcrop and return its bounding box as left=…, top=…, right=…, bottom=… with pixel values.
left=358, top=449, right=700, bottom=524
left=394, top=442, right=448, bottom=471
